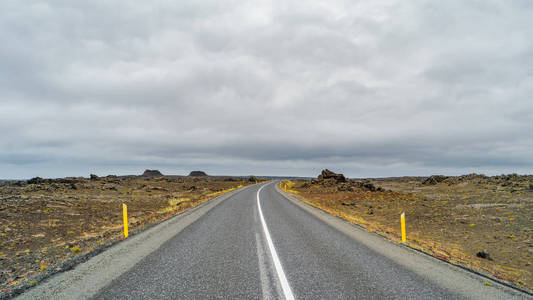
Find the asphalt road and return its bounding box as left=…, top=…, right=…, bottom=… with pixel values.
left=18, top=182, right=531, bottom=299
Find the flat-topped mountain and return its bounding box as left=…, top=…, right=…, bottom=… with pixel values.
left=188, top=171, right=208, bottom=177
left=142, top=170, right=163, bottom=177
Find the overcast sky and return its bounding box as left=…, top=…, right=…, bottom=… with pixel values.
left=1, top=1, right=532, bottom=179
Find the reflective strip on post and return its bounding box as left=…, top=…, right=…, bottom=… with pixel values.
left=123, top=203, right=128, bottom=238
left=401, top=212, right=406, bottom=243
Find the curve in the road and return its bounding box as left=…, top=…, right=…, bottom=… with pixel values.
left=257, top=183, right=295, bottom=300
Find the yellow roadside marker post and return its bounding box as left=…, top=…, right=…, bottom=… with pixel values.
left=401, top=212, right=406, bottom=243
left=123, top=203, right=128, bottom=238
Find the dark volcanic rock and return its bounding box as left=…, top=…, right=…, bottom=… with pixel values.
left=28, top=177, right=45, bottom=184
left=249, top=176, right=257, bottom=182
left=476, top=250, right=492, bottom=260
left=58, top=177, right=84, bottom=184
left=188, top=171, right=208, bottom=177
left=142, top=170, right=163, bottom=177
left=317, top=169, right=346, bottom=183
left=347, top=181, right=380, bottom=192
left=422, top=175, right=448, bottom=185
left=90, top=174, right=99, bottom=180
left=360, top=182, right=377, bottom=191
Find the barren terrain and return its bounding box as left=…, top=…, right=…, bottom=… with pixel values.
left=283, top=171, right=533, bottom=292
left=0, top=174, right=255, bottom=293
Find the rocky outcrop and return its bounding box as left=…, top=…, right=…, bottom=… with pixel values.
left=422, top=175, right=448, bottom=185
left=317, top=169, right=346, bottom=183
left=27, top=177, right=45, bottom=184
left=309, top=169, right=387, bottom=192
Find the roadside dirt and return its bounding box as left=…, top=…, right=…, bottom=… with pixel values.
left=0, top=175, right=256, bottom=292
left=283, top=171, right=533, bottom=292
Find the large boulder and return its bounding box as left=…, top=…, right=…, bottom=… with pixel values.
left=142, top=169, right=163, bottom=177
left=317, top=169, right=346, bottom=183
left=189, top=170, right=208, bottom=177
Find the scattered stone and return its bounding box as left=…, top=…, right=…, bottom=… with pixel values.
left=142, top=170, right=163, bottom=177
left=105, top=185, right=117, bottom=191
left=338, top=185, right=354, bottom=192
left=189, top=171, right=208, bottom=177
left=58, top=177, right=84, bottom=184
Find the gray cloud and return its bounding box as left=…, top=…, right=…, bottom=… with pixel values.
left=1, top=0, right=533, bottom=178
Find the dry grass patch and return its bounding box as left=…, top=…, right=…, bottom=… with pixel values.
left=0, top=175, right=257, bottom=292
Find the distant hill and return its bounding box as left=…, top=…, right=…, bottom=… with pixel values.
left=188, top=171, right=208, bottom=177
left=141, top=170, right=163, bottom=177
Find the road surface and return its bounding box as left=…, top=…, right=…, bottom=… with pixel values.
left=17, top=182, right=531, bottom=299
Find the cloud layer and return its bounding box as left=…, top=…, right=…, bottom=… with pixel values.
left=1, top=0, right=533, bottom=178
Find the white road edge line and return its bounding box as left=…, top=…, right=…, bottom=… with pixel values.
left=257, top=183, right=295, bottom=300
